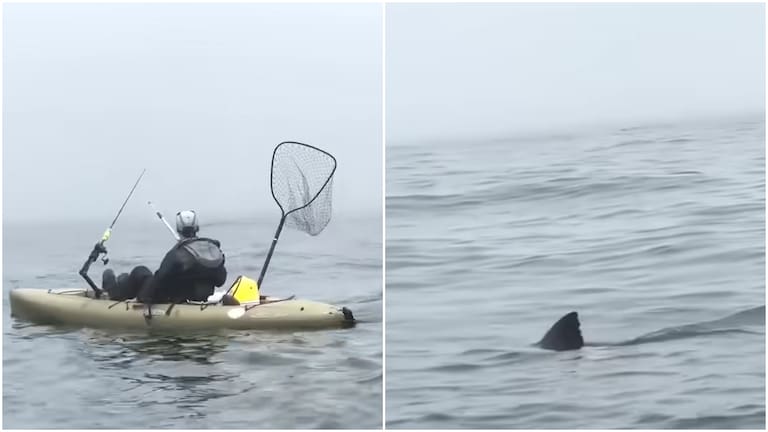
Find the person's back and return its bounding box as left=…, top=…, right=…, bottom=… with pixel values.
left=138, top=210, right=227, bottom=304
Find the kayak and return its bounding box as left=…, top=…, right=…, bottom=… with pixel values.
left=10, top=144, right=355, bottom=333
left=9, top=288, right=355, bottom=331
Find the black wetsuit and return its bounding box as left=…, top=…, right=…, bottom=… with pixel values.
left=103, top=237, right=227, bottom=303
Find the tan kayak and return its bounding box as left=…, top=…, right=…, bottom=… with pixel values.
left=9, top=288, right=355, bottom=331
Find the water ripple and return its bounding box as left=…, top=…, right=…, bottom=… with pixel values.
left=386, top=119, right=765, bottom=429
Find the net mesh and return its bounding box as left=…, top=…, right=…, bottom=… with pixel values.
left=271, top=142, right=336, bottom=236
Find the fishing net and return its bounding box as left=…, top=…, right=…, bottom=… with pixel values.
left=270, top=141, right=337, bottom=236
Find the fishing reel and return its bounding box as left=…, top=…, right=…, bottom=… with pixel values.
left=89, top=242, right=110, bottom=265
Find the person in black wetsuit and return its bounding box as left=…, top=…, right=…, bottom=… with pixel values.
left=102, top=210, right=227, bottom=304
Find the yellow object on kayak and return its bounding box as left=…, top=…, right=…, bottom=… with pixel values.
left=229, top=275, right=260, bottom=304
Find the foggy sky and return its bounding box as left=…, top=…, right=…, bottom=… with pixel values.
left=4, top=3, right=382, bottom=223
left=387, top=3, right=765, bottom=143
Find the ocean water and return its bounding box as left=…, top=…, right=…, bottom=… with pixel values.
left=386, top=117, right=765, bottom=429
left=3, top=215, right=382, bottom=429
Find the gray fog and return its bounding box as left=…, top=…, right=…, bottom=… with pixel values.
left=4, top=3, right=382, bottom=223
left=387, top=3, right=765, bottom=143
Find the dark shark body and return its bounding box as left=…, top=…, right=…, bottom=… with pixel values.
left=536, top=306, right=765, bottom=351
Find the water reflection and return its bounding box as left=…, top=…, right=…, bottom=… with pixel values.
left=83, top=332, right=232, bottom=367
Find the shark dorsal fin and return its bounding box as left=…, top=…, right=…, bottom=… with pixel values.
left=537, top=311, right=584, bottom=351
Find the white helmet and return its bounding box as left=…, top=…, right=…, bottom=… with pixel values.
left=176, top=210, right=199, bottom=238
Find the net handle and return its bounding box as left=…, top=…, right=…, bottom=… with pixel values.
left=257, top=141, right=337, bottom=288
left=270, top=141, right=337, bottom=217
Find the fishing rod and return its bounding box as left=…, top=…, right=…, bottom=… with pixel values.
left=148, top=201, right=181, bottom=241
left=78, top=169, right=146, bottom=298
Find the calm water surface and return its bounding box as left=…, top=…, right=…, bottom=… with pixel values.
left=386, top=117, right=765, bottom=429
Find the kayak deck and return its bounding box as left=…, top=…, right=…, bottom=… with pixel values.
left=10, top=288, right=355, bottom=331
